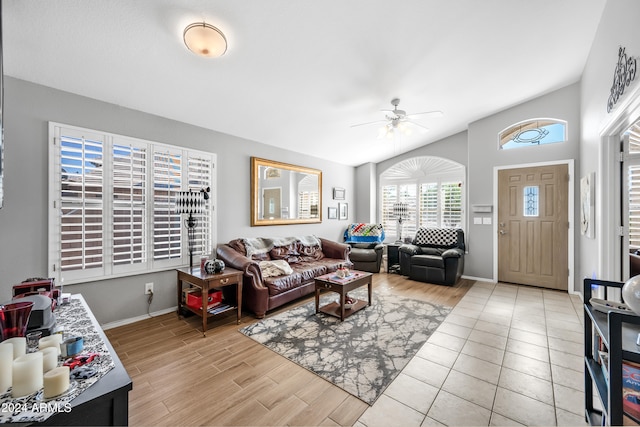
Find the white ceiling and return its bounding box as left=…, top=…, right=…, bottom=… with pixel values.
left=2, top=0, right=606, bottom=166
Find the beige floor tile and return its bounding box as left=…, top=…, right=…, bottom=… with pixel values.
left=420, top=416, right=445, bottom=426
left=474, top=320, right=510, bottom=337
left=546, top=318, right=582, bottom=333
left=467, top=329, right=508, bottom=350
left=498, top=367, right=554, bottom=405
left=489, top=412, right=525, bottom=426
left=450, top=306, right=483, bottom=320
left=548, top=336, right=582, bottom=356
left=553, top=383, right=584, bottom=416
left=441, top=369, right=497, bottom=410
left=461, top=340, right=505, bottom=365
left=384, top=373, right=439, bottom=415
left=460, top=295, right=489, bottom=306
left=403, top=356, right=451, bottom=388
left=416, top=342, right=460, bottom=368
left=427, top=331, right=466, bottom=352
left=556, top=407, right=589, bottom=426
left=443, top=313, right=478, bottom=329
left=436, top=322, right=473, bottom=340
left=505, top=339, right=549, bottom=363
left=546, top=310, right=581, bottom=324
left=508, top=328, right=548, bottom=348
left=478, top=312, right=512, bottom=327
left=549, top=348, right=583, bottom=371
left=546, top=325, right=583, bottom=344
left=457, top=300, right=487, bottom=312
left=502, top=352, right=552, bottom=381
left=510, top=318, right=547, bottom=335
left=452, top=353, right=501, bottom=384
left=359, top=395, right=425, bottom=427
left=493, top=387, right=556, bottom=426
left=551, top=363, right=583, bottom=391
left=427, top=390, right=492, bottom=426
left=483, top=306, right=514, bottom=319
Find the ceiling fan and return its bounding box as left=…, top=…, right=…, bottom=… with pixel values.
left=351, top=98, right=443, bottom=139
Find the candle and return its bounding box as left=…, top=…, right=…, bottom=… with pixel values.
left=43, top=366, right=70, bottom=398
left=39, top=335, right=62, bottom=355
left=3, top=337, right=26, bottom=359
left=40, top=347, right=58, bottom=373
left=0, top=343, right=12, bottom=393
left=12, top=352, right=43, bottom=397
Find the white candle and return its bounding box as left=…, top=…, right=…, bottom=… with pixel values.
left=0, top=343, right=12, bottom=393
left=39, top=347, right=58, bottom=373
left=3, top=337, right=26, bottom=359
left=12, top=352, right=43, bottom=397
left=43, top=366, right=70, bottom=398
left=38, top=335, right=62, bottom=355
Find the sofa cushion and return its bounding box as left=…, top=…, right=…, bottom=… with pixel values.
left=270, top=243, right=300, bottom=263
left=419, top=247, right=445, bottom=256
left=297, top=242, right=324, bottom=261
left=411, top=254, right=445, bottom=269
left=263, top=273, right=304, bottom=295
left=350, top=247, right=379, bottom=262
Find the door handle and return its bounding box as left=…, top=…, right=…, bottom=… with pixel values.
left=499, top=229, right=507, bottom=235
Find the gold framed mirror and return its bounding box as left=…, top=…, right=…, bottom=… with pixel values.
left=251, top=157, right=322, bottom=226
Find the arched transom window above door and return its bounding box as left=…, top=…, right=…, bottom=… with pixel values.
left=499, top=118, right=567, bottom=150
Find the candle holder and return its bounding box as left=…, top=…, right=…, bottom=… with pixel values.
left=0, top=301, right=34, bottom=341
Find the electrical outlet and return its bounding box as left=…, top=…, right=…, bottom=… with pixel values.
left=145, top=282, right=154, bottom=295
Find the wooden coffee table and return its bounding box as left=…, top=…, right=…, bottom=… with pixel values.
left=314, top=270, right=373, bottom=321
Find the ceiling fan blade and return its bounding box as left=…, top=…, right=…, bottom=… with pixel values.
left=408, top=121, right=430, bottom=131
left=406, top=110, right=443, bottom=119
left=350, top=119, right=387, bottom=128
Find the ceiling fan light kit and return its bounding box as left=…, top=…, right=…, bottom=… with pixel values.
left=183, top=22, right=227, bottom=58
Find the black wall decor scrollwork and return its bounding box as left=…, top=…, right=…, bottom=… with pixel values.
left=607, top=46, right=637, bottom=113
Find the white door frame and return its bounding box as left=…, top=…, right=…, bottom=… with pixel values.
left=493, top=159, right=575, bottom=293
left=599, top=83, right=640, bottom=282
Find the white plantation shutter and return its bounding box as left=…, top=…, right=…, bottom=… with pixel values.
left=59, top=129, right=104, bottom=276
left=382, top=185, right=397, bottom=237
left=419, top=183, right=438, bottom=227
left=112, top=140, right=147, bottom=267
left=629, top=165, right=640, bottom=249
left=441, top=182, right=463, bottom=227
left=399, top=184, right=417, bottom=235
left=153, top=150, right=182, bottom=261
left=49, top=123, right=216, bottom=284
left=187, top=154, right=213, bottom=256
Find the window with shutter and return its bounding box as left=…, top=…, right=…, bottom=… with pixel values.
left=381, top=185, right=397, bottom=237
left=419, top=183, right=438, bottom=227
left=441, top=182, right=463, bottom=227
left=49, top=123, right=216, bottom=284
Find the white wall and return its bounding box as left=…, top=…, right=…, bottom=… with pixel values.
left=0, top=77, right=355, bottom=325
left=580, top=0, right=640, bottom=285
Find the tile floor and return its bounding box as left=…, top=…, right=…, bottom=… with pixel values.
left=355, top=281, right=588, bottom=427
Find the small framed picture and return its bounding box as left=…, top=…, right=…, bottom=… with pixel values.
left=339, top=203, right=348, bottom=220
left=327, top=206, right=338, bottom=219
left=333, top=187, right=345, bottom=200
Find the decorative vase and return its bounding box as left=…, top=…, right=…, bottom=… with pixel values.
left=0, top=301, right=34, bottom=341
left=622, top=275, right=640, bottom=315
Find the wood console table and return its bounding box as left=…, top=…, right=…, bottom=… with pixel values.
left=176, top=266, right=243, bottom=336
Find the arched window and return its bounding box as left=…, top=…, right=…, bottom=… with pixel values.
left=499, top=118, right=567, bottom=150
left=380, top=157, right=465, bottom=240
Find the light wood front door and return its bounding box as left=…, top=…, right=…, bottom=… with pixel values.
left=497, top=164, right=568, bottom=290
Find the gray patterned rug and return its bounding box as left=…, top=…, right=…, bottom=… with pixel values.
left=239, top=290, right=451, bottom=405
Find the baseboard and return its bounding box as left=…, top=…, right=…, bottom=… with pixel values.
left=101, top=306, right=177, bottom=330
left=461, top=274, right=496, bottom=283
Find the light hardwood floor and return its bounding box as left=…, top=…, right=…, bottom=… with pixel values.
left=105, top=274, right=475, bottom=426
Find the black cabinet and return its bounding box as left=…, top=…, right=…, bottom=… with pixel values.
left=386, top=244, right=401, bottom=273
left=584, top=278, right=640, bottom=426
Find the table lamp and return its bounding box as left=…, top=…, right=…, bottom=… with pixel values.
left=175, top=188, right=208, bottom=268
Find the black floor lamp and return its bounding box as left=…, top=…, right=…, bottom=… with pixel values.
left=175, top=188, right=209, bottom=268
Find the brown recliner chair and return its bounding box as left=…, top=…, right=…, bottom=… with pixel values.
left=343, top=223, right=385, bottom=273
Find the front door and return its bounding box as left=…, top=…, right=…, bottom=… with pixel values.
left=262, top=188, right=282, bottom=220
left=497, top=164, right=568, bottom=290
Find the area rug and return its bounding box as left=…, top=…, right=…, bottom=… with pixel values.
left=239, top=290, right=451, bottom=404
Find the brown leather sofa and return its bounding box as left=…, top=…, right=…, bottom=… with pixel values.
left=216, top=236, right=352, bottom=318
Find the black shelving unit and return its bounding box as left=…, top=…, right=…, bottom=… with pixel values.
left=584, top=278, right=640, bottom=426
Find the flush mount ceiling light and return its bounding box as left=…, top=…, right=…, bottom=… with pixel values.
left=183, top=22, right=227, bottom=58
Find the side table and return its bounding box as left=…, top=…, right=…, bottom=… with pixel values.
left=176, top=266, right=243, bottom=336
left=386, top=243, right=401, bottom=273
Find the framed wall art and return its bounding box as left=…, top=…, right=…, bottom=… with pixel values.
left=327, top=206, right=337, bottom=220
left=339, top=203, right=348, bottom=220
left=333, top=187, right=345, bottom=200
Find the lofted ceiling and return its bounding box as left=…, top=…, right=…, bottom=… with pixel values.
left=2, top=0, right=606, bottom=166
